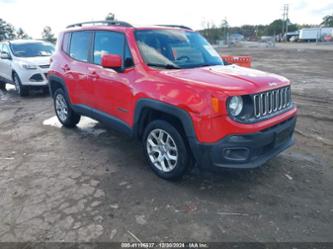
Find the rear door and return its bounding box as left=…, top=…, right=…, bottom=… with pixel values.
left=66, top=31, right=95, bottom=108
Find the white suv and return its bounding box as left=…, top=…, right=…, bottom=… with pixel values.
left=0, top=40, right=55, bottom=96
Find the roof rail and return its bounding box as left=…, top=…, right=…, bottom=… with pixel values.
left=66, top=20, right=133, bottom=29
left=156, top=25, right=192, bottom=30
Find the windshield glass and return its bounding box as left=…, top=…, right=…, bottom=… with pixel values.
left=10, top=42, right=55, bottom=57
left=135, top=29, right=223, bottom=69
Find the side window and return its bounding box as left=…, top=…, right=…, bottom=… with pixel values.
left=0, top=44, right=3, bottom=53
left=62, top=32, right=71, bottom=54
left=2, top=44, right=10, bottom=55
left=69, top=31, right=91, bottom=62
left=93, top=31, right=125, bottom=65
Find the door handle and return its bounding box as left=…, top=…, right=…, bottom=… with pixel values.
left=88, top=71, right=99, bottom=80
left=62, top=64, right=70, bottom=72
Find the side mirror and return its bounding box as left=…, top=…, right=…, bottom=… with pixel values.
left=101, top=54, right=122, bottom=70
left=0, top=52, right=11, bottom=60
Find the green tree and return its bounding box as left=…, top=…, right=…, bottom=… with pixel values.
left=0, top=18, right=16, bottom=41
left=240, top=25, right=257, bottom=38
left=265, top=19, right=284, bottom=35
left=288, top=23, right=298, bottom=32
left=321, top=14, right=333, bottom=27
left=41, top=26, right=56, bottom=44
left=200, top=21, right=218, bottom=44
left=255, top=25, right=267, bottom=38
left=16, top=28, right=29, bottom=39
left=105, top=13, right=115, bottom=21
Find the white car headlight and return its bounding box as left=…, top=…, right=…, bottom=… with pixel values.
left=19, top=62, right=37, bottom=70
left=228, top=96, right=243, bottom=116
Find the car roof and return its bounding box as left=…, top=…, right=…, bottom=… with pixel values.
left=9, top=39, right=51, bottom=45
left=64, top=22, right=193, bottom=33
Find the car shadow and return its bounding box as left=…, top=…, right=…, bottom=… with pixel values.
left=1, top=84, right=50, bottom=99
left=57, top=118, right=282, bottom=193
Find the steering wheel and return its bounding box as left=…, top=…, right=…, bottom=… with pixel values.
left=175, top=55, right=190, bottom=62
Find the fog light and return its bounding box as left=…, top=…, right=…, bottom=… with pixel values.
left=223, top=147, right=250, bottom=161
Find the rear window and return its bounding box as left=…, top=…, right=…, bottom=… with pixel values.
left=69, top=31, right=92, bottom=62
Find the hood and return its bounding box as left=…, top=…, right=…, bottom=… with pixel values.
left=15, top=56, right=51, bottom=66
left=159, top=65, right=290, bottom=94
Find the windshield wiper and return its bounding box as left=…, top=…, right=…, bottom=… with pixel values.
left=195, top=63, right=222, bottom=68
left=147, top=63, right=180, bottom=69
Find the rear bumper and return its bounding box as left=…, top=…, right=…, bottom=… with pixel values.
left=189, top=116, right=296, bottom=170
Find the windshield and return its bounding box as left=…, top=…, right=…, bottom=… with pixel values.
left=135, top=29, right=223, bottom=69
left=10, top=42, right=55, bottom=57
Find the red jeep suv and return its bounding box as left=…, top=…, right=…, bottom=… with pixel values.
left=48, top=21, right=297, bottom=180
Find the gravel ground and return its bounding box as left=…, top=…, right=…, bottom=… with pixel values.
left=0, top=46, right=332, bottom=242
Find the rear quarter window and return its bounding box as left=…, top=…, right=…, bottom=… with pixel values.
left=62, top=32, right=71, bottom=54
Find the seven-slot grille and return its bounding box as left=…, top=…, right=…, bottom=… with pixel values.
left=253, top=86, right=291, bottom=118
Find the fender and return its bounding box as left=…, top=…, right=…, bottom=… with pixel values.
left=133, top=99, right=200, bottom=161
left=133, top=98, right=202, bottom=163
left=48, top=75, right=71, bottom=102
left=133, top=98, right=197, bottom=139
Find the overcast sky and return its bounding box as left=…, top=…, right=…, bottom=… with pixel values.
left=1, top=0, right=332, bottom=38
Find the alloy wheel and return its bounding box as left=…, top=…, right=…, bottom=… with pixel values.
left=14, top=75, right=21, bottom=95
left=55, top=94, right=68, bottom=122
left=146, top=129, right=178, bottom=172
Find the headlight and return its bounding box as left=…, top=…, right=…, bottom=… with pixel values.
left=20, top=63, right=37, bottom=70
left=228, top=96, right=243, bottom=116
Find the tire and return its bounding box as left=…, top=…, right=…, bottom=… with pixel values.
left=13, top=73, right=29, bottom=97
left=0, top=82, right=6, bottom=90
left=143, top=120, right=191, bottom=180
left=53, top=88, right=80, bottom=128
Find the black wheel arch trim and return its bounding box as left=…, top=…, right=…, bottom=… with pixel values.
left=133, top=99, right=201, bottom=163
left=133, top=98, right=197, bottom=139
left=48, top=75, right=71, bottom=102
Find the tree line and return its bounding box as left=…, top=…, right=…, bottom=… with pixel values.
left=0, top=18, right=56, bottom=43
left=1, top=12, right=332, bottom=44
left=200, top=14, right=333, bottom=44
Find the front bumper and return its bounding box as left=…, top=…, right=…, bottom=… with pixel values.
left=19, top=68, right=49, bottom=86
left=189, top=116, right=296, bottom=170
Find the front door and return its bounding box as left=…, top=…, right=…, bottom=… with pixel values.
left=90, top=31, right=135, bottom=125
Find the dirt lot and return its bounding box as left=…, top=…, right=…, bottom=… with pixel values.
left=0, top=46, right=332, bottom=242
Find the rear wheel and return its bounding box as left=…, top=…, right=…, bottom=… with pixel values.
left=54, top=88, right=80, bottom=128
left=143, top=120, right=191, bottom=180
left=13, top=73, right=29, bottom=97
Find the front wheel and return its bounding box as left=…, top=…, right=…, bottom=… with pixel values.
left=54, top=88, right=80, bottom=128
left=13, top=73, right=29, bottom=97
left=143, top=120, right=191, bottom=180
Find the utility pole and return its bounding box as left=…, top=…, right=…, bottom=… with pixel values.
left=282, top=4, right=289, bottom=41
